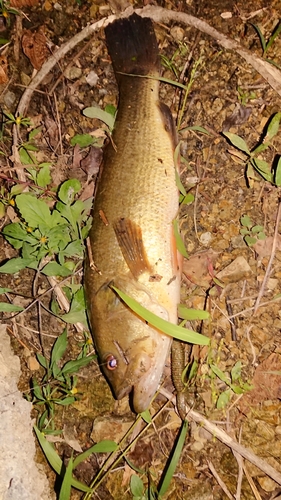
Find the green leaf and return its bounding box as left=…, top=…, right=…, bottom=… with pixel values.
left=175, top=168, right=186, bottom=196
left=251, top=225, right=264, bottom=233
left=0, top=287, right=12, bottom=294
left=140, top=409, right=152, bottom=424
left=180, top=193, right=194, bottom=205
left=181, top=125, right=210, bottom=135
left=274, top=157, right=281, bottom=186
left=16, top=194, right=52, bottom=228
left=61, top=240, right=84, bottom=258
left=3, top=222, right=31, bottom=242
left=37, top=164, right=51, bottom=188
left=29, top=127, right=41, bottom=140
left=34, top=426, right=92, bottom=493
left=210, top=364, right=230, bottom=385
left=265, top=112, right=281, bottom=141
left=41, top=262, right=72, bottom=277
left=240, top=214, right=252, bottom=228
left=257, top=232, right=266, bottom=240
left=252, top=143, right=270, bottom=155
left=59, top=455, right=73, bottom=500
left=60, top=355, right=96, bottom=376
left=216, top=389, right=232, bottom=409
left=0, top=257, right=36, bottom=273
left=130, top=475, right=144, bottom=496
left=250, top=23, right=266, bottom=52
left=10, top=184, right=26, bottom=196
left=231, top=360, right=242, bottom=381
left=70, top=134, right=95, bottom=148
left=83, top=106, right=115, bottom=130
left=223, top=132, right=251, bottom=155
left=178, top=304, right=209, bottom=320
left=253, top=157, right=271, bottom=174
left=0, top=302, right=24, bottom=312
left=61, top=288, right=87, bottom=325
left=32, top=378, right=45, bottom=401
left=73, top=440, right=118, bottom=468
left=51, top=329, right=68, bottom=368
left=173, top=219, right=188, bottom=258
left=0, top=201, right=5, bottom=218
left=36, top=353, right=48, bottom=369
left=54, top=397, right=76, bottom=405
left=158, top=420, right=188, bottom=496
left=104, top=104, right=117, bottom=117
left=58, top=179, right=81, bottom=205
left=244, top=235, right=257, bottom=246
left=111, top=286, right=209, bottom=345
left=19, top=147, right=36, bottom=165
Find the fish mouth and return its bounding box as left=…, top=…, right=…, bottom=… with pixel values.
left=115, top=384, right=133, bottom=400
left=115, top=378, right=155, bottom=414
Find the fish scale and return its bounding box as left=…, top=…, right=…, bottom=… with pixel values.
left=84, top=13, right=181, bottom=413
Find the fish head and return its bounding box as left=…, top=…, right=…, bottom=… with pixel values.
left=90, top=281, right=172, bottom=413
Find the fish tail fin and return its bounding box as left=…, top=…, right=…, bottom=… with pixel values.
left=105, top=13, right=160, bottom=80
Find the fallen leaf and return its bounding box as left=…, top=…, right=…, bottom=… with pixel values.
left=22, top=26, right=49, bottom=70
left=0, top=55, right=8, bottom=84
left=182, top=249, right=219, bottom=287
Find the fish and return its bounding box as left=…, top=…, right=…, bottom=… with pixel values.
left=84, top=13, right=181, bottom=414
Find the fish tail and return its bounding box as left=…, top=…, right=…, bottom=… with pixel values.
left=105, top=13, right=160, bottom=80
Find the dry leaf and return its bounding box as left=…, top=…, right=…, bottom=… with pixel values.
left=182, top=249, right=219, bottom=287
left=0, top=55, right=8, bottom=84
left=10, top=0, right=39, bottom=6
left=22, top=26, right=49, bottom=70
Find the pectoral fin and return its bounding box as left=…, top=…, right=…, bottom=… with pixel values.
left=113, top=218, right=152, bottom=279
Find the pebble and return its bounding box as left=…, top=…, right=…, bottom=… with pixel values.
left=199, top=231, right=212, bottom=246
left=64, top=66, right=82, bottom=80
left=85, top=70, right=99, bottom=87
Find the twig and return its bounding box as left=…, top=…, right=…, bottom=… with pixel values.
left=207, top=460, right=234, bottom=499
left=253, top=200, right=281, bottom=315
left=159, top=387, right=281, bottom=486
left=16, top=6, right=281, bottom=121
left=232, top=426, right=244, bottom=500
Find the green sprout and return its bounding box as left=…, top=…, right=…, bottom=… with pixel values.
left=223, top=112, right=281, bottom=187
left=240, top=214, right=266, bottom=247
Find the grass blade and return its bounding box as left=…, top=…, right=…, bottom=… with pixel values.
left=158, top=420, right=188, bottom=496
left=59, top=455, right=73, bottom=500
left=34, top=426, right=92, bottom=493
left=111, top=286, right=209, bottom=345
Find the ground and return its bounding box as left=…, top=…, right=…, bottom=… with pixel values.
left=0, top=0, right=281, bottom=499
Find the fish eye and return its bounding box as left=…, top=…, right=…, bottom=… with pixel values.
left=105, top=354, right=118, bottom=370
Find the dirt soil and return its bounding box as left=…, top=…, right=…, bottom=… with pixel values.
left=1, top=0, right=281, bottom=499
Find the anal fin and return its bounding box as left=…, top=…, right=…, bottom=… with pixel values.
left=113, top=218, right=152, bottom=279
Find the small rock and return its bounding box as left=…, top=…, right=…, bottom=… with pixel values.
left=64, top=66, right=82, bottom=80
left=216, top=256, right=252, bottom=283
left=231, top=235, right=246, bottom=249
left=170, top=26, right=185, bottom=42
left=86, top=70, right=99, bottom=87
left=256, top=476, right=278, bottom=492
left=221, top=11, right=232, bottom=19
left=199, top=232, right=212, bottom=246
left=27, top=356, right=40, bottom=371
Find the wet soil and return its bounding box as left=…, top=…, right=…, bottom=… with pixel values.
left=1, top=0, right=281, bottom=498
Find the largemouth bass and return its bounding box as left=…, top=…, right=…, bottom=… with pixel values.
left=84, top=13, right=181, bottom=414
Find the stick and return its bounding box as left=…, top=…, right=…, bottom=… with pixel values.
left=159, top=387, right=281, bottom=486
